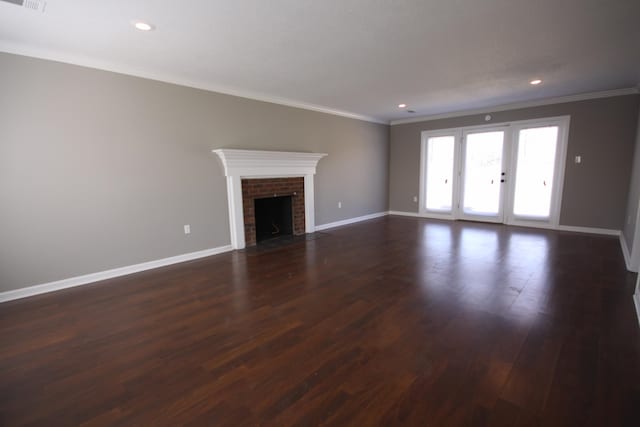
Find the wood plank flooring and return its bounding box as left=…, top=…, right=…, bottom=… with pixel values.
left=1, top=216, right=639, bottom=426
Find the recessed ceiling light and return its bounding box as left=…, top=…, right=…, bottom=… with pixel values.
left=530, top=79, right=543, bottom=85
left=398, top=103, right=407, bottom=108
left=134, top=21, right=154, bottom=31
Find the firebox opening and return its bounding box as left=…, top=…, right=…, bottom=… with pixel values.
left=254, top=196, right=293, bottom=243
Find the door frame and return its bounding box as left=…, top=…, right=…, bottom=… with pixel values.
left=458, top=125, right=511, bottom=223
left=419, top=128, right=462, bottom=220
left=503, top=116, right=570, bottom=228
left=419, top=115, right=571, bottom=227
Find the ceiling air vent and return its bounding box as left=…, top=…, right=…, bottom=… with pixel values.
left=0, top=0, right=47, bottom=12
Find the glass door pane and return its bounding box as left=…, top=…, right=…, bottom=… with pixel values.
left=512, top=126, right=558, bottom=219
left=425, top=136, right=455, bottom=212
left=461, top=130, right=505, bottom=220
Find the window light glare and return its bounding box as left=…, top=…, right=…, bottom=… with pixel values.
left=134, top=21, right=154, bottom=31
left=398, top=103, right=407, bottom=108
left=529, top=79, right=543, bottom=86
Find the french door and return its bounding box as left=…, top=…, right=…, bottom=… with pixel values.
left=419, top=116, right=569, bottom=227
left=459, top=127, right=509, bottom=223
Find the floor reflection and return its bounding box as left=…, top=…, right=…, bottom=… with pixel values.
left=410, top=220, right=573, bottom=324
left=3, top=216, right=637, bottom=425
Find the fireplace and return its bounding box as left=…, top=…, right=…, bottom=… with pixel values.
left=254, top=196, right=293, bottom=243
left=212, top=149, right=327, bottom=249
left=242, top=177, right=305, bottom=246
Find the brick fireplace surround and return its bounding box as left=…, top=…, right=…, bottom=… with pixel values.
left=242, top=177, right=305, bottom=246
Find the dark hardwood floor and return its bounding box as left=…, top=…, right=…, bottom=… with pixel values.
left=1, top=216, right=639, bottom=426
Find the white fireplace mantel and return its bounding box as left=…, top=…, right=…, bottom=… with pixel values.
left=213, top=149, right=327, bottom=249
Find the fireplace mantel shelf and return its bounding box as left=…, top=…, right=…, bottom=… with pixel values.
left=213, top=149, right=327, bottom=178
left=213, top=149, right=327, bottom=249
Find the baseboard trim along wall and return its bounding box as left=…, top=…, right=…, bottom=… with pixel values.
left=314, top=211, right=389, bottom=231
left=388, top=210, right=424, bottom=218
left=619, top=235, right=638, bottom=272
left=0, top=211, right=630, bottom=303
left=388, top=210, right=621, bottom=236
left=1, top=210, right=391, bottom=304
left=0, top=245, right=234, bottom=303
left=554, top=224, right=620, bottom=236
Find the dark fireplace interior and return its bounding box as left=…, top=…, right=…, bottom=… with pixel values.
left=254, top=196, right=293, bottom=243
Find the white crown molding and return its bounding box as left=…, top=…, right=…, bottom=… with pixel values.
left=3, top=43, right=637, bottom=128
left=0, top=41, right=387, bottom=125
left=390, top=87, right=640, bottom=125
left=0, top=244, right=233, bottom=303
left=213, top=149, right=327, bottom=250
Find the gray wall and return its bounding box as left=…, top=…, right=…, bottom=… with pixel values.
left=389, top=95, right=640, bottom=229
left=622, top=107, right=640, bottom=253
left=0, top=53, right=389, bottom=292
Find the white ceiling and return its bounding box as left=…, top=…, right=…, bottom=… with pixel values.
left=1, top=0, right=639, bottom=123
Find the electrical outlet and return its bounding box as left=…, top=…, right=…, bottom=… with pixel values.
left=413, top=196, right=418, bottom=203
left=184, top=224, right=191, bottom=234
left=338, top=201, right=342, bottom=209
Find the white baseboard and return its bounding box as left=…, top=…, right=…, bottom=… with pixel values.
left=315, top=211, right=388, bottom=231
left=555, top=224, right=620, bottom=236
left=0, top=245, right=233, bottom=303
left=388, top=210, right=455, bottom=220
left=0, top=213, right=628, bottom=303
left=388, top=210, right=421, bottom=217
left=388, top=210, right=621, bottom=236
left=619, top=235, right=638, bottom=272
